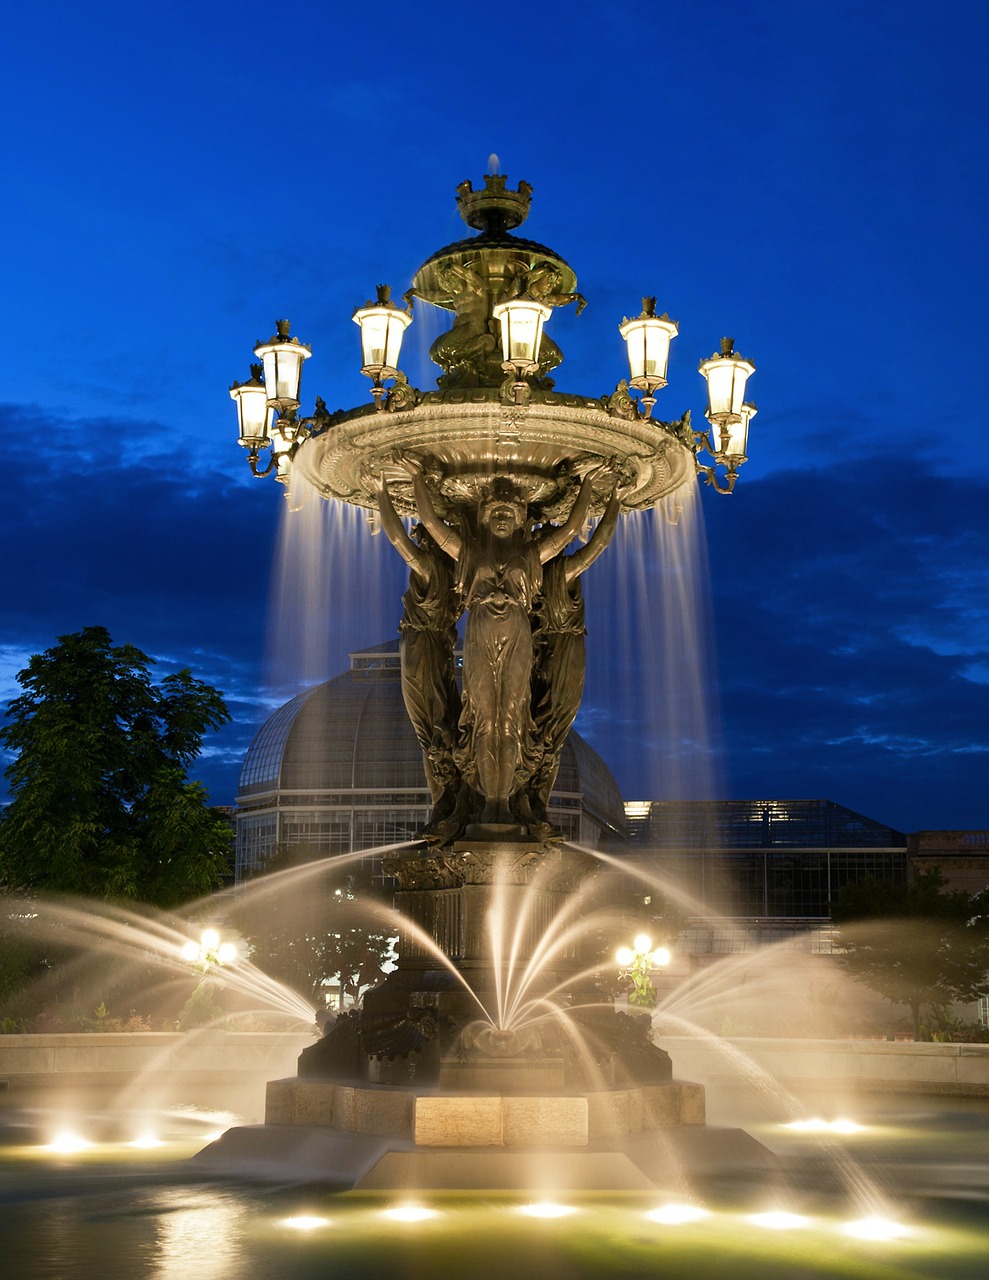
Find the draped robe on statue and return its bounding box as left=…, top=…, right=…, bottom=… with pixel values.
left=398, top=546, right=462, bottom=803
left=455, top=538, right=543, bottom=804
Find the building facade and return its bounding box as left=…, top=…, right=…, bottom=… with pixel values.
left=613, top=798, right=909, bottom=958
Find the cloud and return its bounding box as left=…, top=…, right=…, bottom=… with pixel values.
left=699, top=455, right=989, bottom=828
left=0, top=403, right=280, bottom=803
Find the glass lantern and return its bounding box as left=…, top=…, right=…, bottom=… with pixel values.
left=353, top=284, right=412, bottom=378
left=254, top=320, right=312, bottom=412
left=619, top=299, right=678, bottom=391
left=229, top=365, right=271, bottom=449
left=699, top=338, right=755, bottom=427
left=492, top=297, right=552, bottom=373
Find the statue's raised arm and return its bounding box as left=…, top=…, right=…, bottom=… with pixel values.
left=400, top=455, right=463, bottom=561
left=373, top=471, right=429, bottom=575
left=565, top=476, right=622, bottom=583
left=537, top=465, right=610, bottom=563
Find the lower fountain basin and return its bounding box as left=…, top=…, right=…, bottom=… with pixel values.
left=188, top=1074, right=774, bottom=1191
left=264, top=1075, right=705, bottom=1145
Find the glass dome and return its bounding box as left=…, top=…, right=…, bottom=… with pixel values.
left=235, top=641, right=625, bottom=877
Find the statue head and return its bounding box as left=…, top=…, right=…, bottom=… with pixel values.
left=479, top=479, right=527, bottom=536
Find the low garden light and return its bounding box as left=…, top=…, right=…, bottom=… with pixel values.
left=616, top=934, right=670, bottom=1009
left=180, top=927, right=237, bottom=970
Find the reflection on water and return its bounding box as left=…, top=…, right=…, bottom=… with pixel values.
left=151, top=1190, right=248, bottom=1280
left=0, top=1095, right=987, bottom=1279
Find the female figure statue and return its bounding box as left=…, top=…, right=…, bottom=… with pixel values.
left=374, top=475, right=467, bottom=837
left=524, top=478, right=623, bottom=838
left=402, top=458, right=604, bottom=829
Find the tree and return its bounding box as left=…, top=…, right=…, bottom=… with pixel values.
left=830, top=868, right=989, bottom=1040
left=232, top=848, right=395, bottom=1012
left=0, top=626, right=232, bottom=907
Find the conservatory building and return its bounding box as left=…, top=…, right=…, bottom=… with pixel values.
left=234, top=641, right=627, bottom=881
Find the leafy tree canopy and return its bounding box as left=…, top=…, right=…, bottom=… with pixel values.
left=231, top=847, right=395, bottom=1011
left=831, top=868, right=989, bottom=1039
left=0, top=626, right=232, bottom=907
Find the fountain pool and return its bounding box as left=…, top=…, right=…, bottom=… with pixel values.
left=1, top=1088, right=987, bottom=1278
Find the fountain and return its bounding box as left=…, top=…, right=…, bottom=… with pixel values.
left=1, top=175, right=986, bottom=1277
left=211, top=172, right=765, bottom=1190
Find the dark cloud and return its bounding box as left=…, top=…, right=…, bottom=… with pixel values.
left=0, top=403, right=278, bottom=804
left=698, top=457, right=989, bottom=829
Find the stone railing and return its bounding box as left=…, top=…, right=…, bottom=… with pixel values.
left=0, top=1031, right=315, bottom=1093
left=661, top=1035, right=989, bottom=1096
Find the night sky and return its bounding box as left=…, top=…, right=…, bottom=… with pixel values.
left=2, top=1, right=986, bottom=834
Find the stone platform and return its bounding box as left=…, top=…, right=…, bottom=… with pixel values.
left=265, top=1076, right=705, bottom=1146
left=193, top=1075, right=773, bottom=1190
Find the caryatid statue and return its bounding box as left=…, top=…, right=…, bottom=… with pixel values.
left=390, top=457, right=610, bottom=833
left=374, top=474, right=470, bottom=840
left=523, top=477, right=623, bottom=839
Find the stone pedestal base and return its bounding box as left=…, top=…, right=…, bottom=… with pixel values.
left=265, top=1075, right=705, bottom=1146
left=193, top=1076, right=779, bottom=1190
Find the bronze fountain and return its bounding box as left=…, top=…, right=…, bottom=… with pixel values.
left=223, top=174, right=757, bottom=1188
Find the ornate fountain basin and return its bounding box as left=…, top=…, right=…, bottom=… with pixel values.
left=295, top=387, right=695, bottom=519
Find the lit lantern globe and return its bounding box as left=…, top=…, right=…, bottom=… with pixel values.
left=619, top=301, right=678, bottom=392
left=254, top=320, right=311, bottom=412
left=353, top=285, right=412, bottom=378
left=699, top=339, right=755, bottom=428
left=269, top=420, right=304, bottom=487
left=492, top=297, right=552, bottom=373
left=229, top=365, right=271, bottom=449
left=708, top=400, right=757, bottom=461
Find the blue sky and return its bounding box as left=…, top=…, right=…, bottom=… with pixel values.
left=1, top=0, right=986, bottom=832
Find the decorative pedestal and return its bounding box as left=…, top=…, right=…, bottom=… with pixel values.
left=237, top=1074, right=713, bottom=1190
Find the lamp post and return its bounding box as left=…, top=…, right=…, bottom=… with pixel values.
left=178, top=928, right=238, bottom=1031
left=696, top=338, right=757, bottom=493
left=180, top=926, right=238, bottom=970
left=492, top=295, right=553, bottom=405
left=616, top=934, right=671, bottom=1009
left=618, top=297, right=679, bottom=419
left=353, top=284, right=414, bottom=410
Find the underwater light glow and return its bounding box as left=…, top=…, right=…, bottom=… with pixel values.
left=281, top=1215, right=331, bottom=1231
left=382, top=1205, right=438, bottom=1222
left=841, top=1216, right=910, bottom=1242
left=46, top=1131, right=94, bottom=1153
left=646, top=1203, right=710, bottom=1225
left=785, top=1118, right=863, bottom=1135
left=749, top=1210, right=811, bottom=1230
left=129, top=1132, right=164, bottom=1149
left=518, top=1202, right=578, bottom=1219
